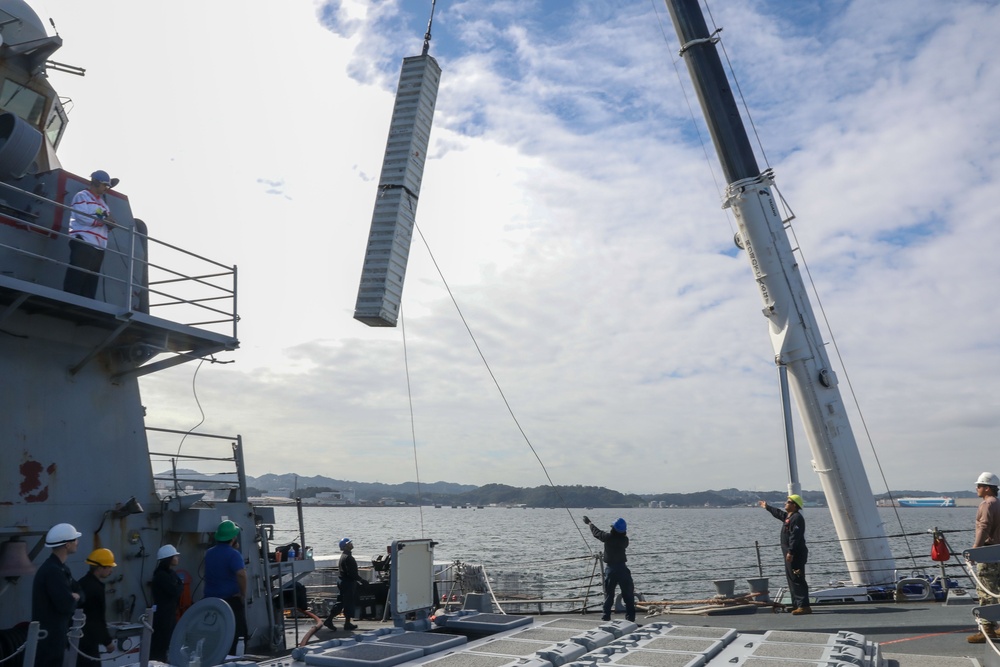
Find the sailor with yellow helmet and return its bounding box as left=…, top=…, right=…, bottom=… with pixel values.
left=77, top=547, right=118, bottom=667
left=759, top=494, right=811, bottom=615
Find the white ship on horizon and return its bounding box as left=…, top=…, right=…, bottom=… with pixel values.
left=896, top=497, right=956, bottom=508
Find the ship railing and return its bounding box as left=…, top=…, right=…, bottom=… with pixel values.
left=0, top=179, right=238, bottom=339
left=425, top=526, right=980, bottom=616
left=630, top=527, right=976, bottom=604
left=146, top=427, right=248, bottom=504
left=290, top=527, right=978, bottom=621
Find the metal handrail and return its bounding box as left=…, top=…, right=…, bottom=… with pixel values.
left=146, top=427, right=247, bottom=502
left=0, top=178, right=238, bottom=339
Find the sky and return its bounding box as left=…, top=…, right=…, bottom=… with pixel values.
left=32, top=0, right=1000, bottom=495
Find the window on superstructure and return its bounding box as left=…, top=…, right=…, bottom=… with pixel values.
left=0, top=79, right=46, bottom=126
left=45, top=98, right=68, bottom=147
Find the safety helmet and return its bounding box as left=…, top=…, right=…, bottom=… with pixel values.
left=45, top=523, right=82, bottom=548
left=339, top=537, right=352, bottom=550
left=214, top=520, right=239, bottom=542
left=612, top=518, right=627, bottom=533
left=787, top=494, right=805, bottom=509
left=157, top=544, right=180, bottom=561
left=977, top=472, right=1000, bottom=487
left=86, top=548, right=117, bottom=568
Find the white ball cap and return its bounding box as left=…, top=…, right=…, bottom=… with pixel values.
left=977, top=472, right=1000, bottom=487
left=157, top=544, right=180, bottom=560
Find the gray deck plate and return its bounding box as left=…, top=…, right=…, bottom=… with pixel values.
left=508, top=627, right=580, bottom=642
left=751, top=642, right=855, bottom=660
left=302, top=643, right=423, bottom=667
left=418, top=655, right=520, bottom=667
left=618, top=636, right=721, bottom=655
left=655, top=625, right=737, bottom=642
left=600, top=651, right=705, bottom=667
left=760, top=629, right=865, bottom=647
left=436, top=613, right=533, bottom=633
left=467, top=638, right=553, bottom=656
left=740, top=660, right=831, bottom=667
left=373, top=632, right=466, bottom=654
left=536, top=616, right=639, bottom=637
left=541, top=617, right=614, bottom=629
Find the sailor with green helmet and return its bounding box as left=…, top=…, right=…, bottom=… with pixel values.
left=204, top=520, right=248, bottom=653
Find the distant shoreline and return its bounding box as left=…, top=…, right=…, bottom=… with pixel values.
left=254, top=501, right=981, bottom=510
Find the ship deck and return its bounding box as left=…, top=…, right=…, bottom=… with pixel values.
left=273, top=599, right=989, bottom=667
left=649, top=601, right=982, bottom=664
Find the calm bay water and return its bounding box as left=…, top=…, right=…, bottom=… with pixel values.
left=270, top=505, right=976, bottom=600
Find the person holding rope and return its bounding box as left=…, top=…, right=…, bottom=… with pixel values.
left=759, top=495, right=811, bottom=615
left=968, top=472, right=1000, bottom=643
left=583, top=516, right=636, bottom=622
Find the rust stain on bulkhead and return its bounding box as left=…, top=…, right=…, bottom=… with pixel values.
left=20, top=457, right=56, bottom=503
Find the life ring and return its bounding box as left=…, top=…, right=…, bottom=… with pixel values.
left=895, top=577, right=933, bottom=602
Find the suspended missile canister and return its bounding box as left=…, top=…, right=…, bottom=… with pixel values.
left=665, top=0, right=895, bottom=585
left=354, top=54, right=441, bottom=326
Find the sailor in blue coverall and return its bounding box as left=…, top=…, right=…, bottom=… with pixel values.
left=584, top=516, right=636, bottom=622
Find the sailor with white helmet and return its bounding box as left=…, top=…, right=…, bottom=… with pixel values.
left=150, top=545, right=183, bottom=662
left=969, top=472, right=1000, bottom=643
left=31, top=523, right=83, bottom=667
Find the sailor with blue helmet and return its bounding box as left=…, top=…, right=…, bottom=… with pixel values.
left=322, top=537, right=368, bottom=632
left=583, top=515, right=636, bottom=622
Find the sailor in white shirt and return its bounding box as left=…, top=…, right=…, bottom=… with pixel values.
left=62, top=169, right=118, bottom=298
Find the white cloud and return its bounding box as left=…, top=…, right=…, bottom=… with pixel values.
left=40, top=0, right=1000, bottom=494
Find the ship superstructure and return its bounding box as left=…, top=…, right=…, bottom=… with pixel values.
left=0, top=0, right=294, bottom=654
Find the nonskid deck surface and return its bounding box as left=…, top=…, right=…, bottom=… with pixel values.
left=268, top=605, right=987, bottom=667
left=651, top=601, right=981, bottom=662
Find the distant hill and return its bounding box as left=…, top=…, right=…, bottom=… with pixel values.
left=159, top=469, right=975, bottom=507
left=247, top=473, right=477, bottom=500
